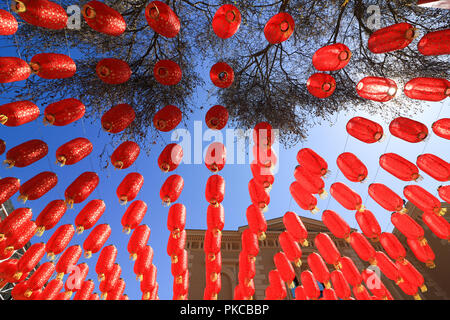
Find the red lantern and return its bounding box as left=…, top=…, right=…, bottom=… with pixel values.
left=322, top=288, right=338, bottom=300
left=154, top=60, right=182, bottom=86
left=380, top=153, right=421, bottom=181
left=294, top=285, right=308, bottom=300
left=389, top=117, right=428, bottom=143
left=83, top=224, right=111, bottom=258
left=289, top=181, right=318, bottom=214
left=174, top=270, right=189, bottom=300
left=46, top=224, right=74, bottom=260
left=239, top=251, right=255, bottom=283
left=339, top=256, right=363, bottom=287
left=346, top=116, right=384, bottom=143
left=0, top=140, right=4, bottom=155
left=111, top=141, right=140, bottom=169
left=207, top=252, right=222, bottom=283
left=205, top=174, right=225, bottom=206
left=274, top=252, right=295, bottom=286
left=55, top=137, right=93, bottom=167
left=205, top=142, right=226, bottom=172
left=65, top=263, right=89, bottom=294
left=264, top=12, right=294, bottom=44
left=18, top=171, right=58, bottom=203
left=2, top=220, right=36, bottom=256
left=128, top=224, right=150, bottom=260
left=0, top=177, right=20, bottom=205
left=35, top=199, right=67, bottom=236
left=121, top=200, right=148, bottom=233
left=349, top=232, right=377, bottom=265
left=0, top=57, right=30, bottom=83
left=368, top=183, right=406, bottom=212
left=65, top=172, right=99, bottom=208
left=55, top=245, right=82, bottom=279
left=172, top=249, right=187, bottom=278
left=253, top=122, right=275, bottom=147
left=210, top=62, right=234, bottom=88
left=96, top=245, right=117, bottom=281
left=368, top=22, right=415, bottom=53
left=352, top=280, right=372, bottom=300
left=158, top=143, right=183, bottom=172
left=74, top=199, right=106, bottom=234
left=160, top=175, right=184, bottom=206
left=167, top=203, right=186, bottom=239
left=5, top=139, right=48, bottom=168
left=0, top=101, right=39, bottom=127
left=96, top=58, right=131, bottom=84
left=116, top=172, right=144, bottom=205
left=404, top=77, right=449, bottom=102
left=41, top=279, right=63, bottom=300
left=296, top=148, right=328, bottom=177
left=141, top=264, right=157, bottom=300
left=432, top=118, right=450, bottom=140
left=134, top=245, right=154, bottom=281
left=204, top=229, right=221, bottom=261
left=425, top=211, right=450, bottom=240
left=90, top=293, right=100, bottom=300
left=253, top=145, right=277, bottom=169
left=44, top=98, right=85, bottom=126
left=212, top=4, right=241, bottom=39
left=251, top=161, right=274, bottom=190
left=279, top=231, right=302, bottom=267
left=246, top=204, right=267, bottom=241
left=267, top=270, right=287, bottom=300
left=99, top=263, right=121, bottom=296
left=14, top=242, right=45, bottom=281
left=23, top=261, right=55, bottom=298
left=396, top=259, right=427, bottom=293
left=241, top=229, right=259, bottom=259
left=407, top=238, right=435, bottom=268
left=29, top=53, right=76, bottom=79
left=336, top=152, right=368, bottom=183
left=306, top=73, right=336, bottom=98
left=11, top=0, right=67, bottom=29
left=330, top=182, right=363, bottom=211
left=73, top=280, right=95, bottom=301
left=205, top=105, right=229, bottom=130
left=82, top=1, right=126, bottom=36
left=438, top=185, right=449, bottom=203
left=330, top=270, right=351, bottom=300
left=398, top=277, right=421, bottom=300
left=283, top=211, right=309, bottom=246
left=101, top=104, right=135, bottom=133
left=307, top=252, right=331, bottom=288
left=418, top=28, right=450, bottom=56
left=0, top=9, right=18, bottom=35
left=207, top=204, right=225, bottom=236
left=312, top=43, right=351, bottom=71
left=145, top=1, right=180, bottom=38
left=391, top=211, right=425, bottom=242
left=355, top=210, right=381, bottom=242
left=321, top=210, right=351, bottom=241
left=314, top=233, right=342, bottom=268
left=404, top=184, right=446, bottom=216
left=153, top=105, right=182, bottom=132
left=0, top=207, right=32, bottom=240
left=375, top=251, right=403, bottom=284
left=416, top=153, right=449, bottom=182
left=356, top=76, right=397, bottom=102
left=249, top=178, right=270, bottom=210
left=300, top=270, right=320, bottom=300
left=380, top=232, right=406, bottom=262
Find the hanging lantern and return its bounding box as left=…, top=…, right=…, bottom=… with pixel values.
left=253, top=122, right=275, bottom=147
left=205, top=142, right=226, bottom=172
left=55, top=245, right=82, bottom=279
left=289, top=181, right=318, bottom=214
left=128, top=224, right=150, bottom=260
left=294, top=285, right=308, bottom=300
left=380, top=153, right=421, bottom=181
left=205, top=174, right=225, bottom=207
left=330, top=182, right=363, bottom=211
left=330, top=270, right=351, bottom=300
left=253, top=145, right=277, bottom=169
left=0, top=9, right=18, bottom=35
left=0, top=101, right=39, bottom=127
left=134, top=245, right=154, bottom=281
left=40, top=279, right=63, bottom=300
left=82, top=1, right=126, bottom=36
left=83, top=224, right=111, bottom=258
left=174, top=270, right=189, bottom=300
left=407, top=238, right=435, bottom=268
left=153, top=105, right=182, bottom=132
left=90, top=293, right=100, bottom=300
left=404, top=184, right=446, bottom=216
left=246, top=204, right=267, bottom=241
left=337, top=152, right=368, bottom=183
left=101, top=104, right=135, bottom=133
left=356, top=76, right=397, bottom=102
left=239, top=251, right=255, bottom=284
left=283, top=211, right=309, bottom=246
left=207, top=204, right=225, bottom=235
left=396, top=259, right=427, bottom=293
left=111, top=141, right=140, bottom=169
left=389, top=117, right=428, bottom=143
left=352, top=282, right=371, bottom=300
left=204, top=229, right=221, bottom=262
left=11, top=0, right=67, bottom=29
left=321, top=210, right=351, bottom=242
left=14, top=243, right=45, bottom=281
left=368, top=22, right=416, bottom=53
left=205, top=105, right=229, bottom=130
left=210, top=62, right=234, bottom=89
left=0, top=207, right=32, bottom=241
left=29, top=53, right=76, bottom=79
left=74, top=199, right=106, bottom=234
left=426, top=210, right=449, bottom=240
left=116, top=172, right=144, bottom=205
left=160, top=175, right=184, bottom=206
left=99, top=263, right=121, bottom=297
left=274, top=252, right=295, bottom=287
left=438, top=185, right=449, bottom=203
left=375, top=251, right=403, bottom=284
left=241, top=229, right=259, bottom=259
left=23, top=261, right=55, bottom=298
left=5, top=139, right=48, bottom=168
left=266, top=271, right=286, bottom=300
left=251, top=161, right=274, bottom=190
left=2, top=220, right=36, bottom=256
left=18, top=171, right=58, bottom=203
left=44, top=98, right=85, bottom=126
left=0, top=57, right=30, bottom=83
left=154, top=60, right=182, bottom=86
left=416, top=153, right=449, bottom=182
left=312, top=43, right=351, bottom=71
left=65, top=172, right=99, bottom=208
left=158, top=143, right=183, bottom=172
left=96, top=245, right=117, bottom=282
left=398, top=277, right=422, bottom=300
left=45, top=224, right=74, bottom=260
left=322, top=288, right=338, bottom=300
left=65, top=263, right=89, bottom=295
left=314, top=233, right=342, bottom=269
left=355, top=210, right=381, bottom=242
left=73, top=280, right=95, bottom=301
left=306, top=73, right=336, bottom=98
left=339, top=256, right=363, bottom=287
left=96, top=58, right=131, bottom=85
left=141, top=264, right=157, bottom=300
left=432, top=118, right=450, bottom=140
left=307, top=252, right=331, bottom=288
left=380, top=232, right=406, bottom=262
left=167, top=203, right=186, bottom=239
left=145, top=1, right=180, bottom=38
left=0, top=177, right=20, bottom=205
left=418, top=28, right=450, bottom=56
left=279, top=231, right=302, bottom=267
left=249, top=178, right=270, bottom=211
left=346, top=116, right=384, bottom=144
left=56, top=137, right=93, bottom=167
left=368, top=183, right=406, bottom=212
left=206, top=252, right=222, bottom=288
left=264, top=12, right=294, bottom=44
left=121, top=200, right=147, bottom=234
left=349, top=232, right=377, bottom=265
left=212, top=4, right=241, bottom=39
left=300, top=271, right=320, bottom=300
left=296, top=148, right=328, bottom=177
left=35, top=199, right=67, bottom=236
left=404, top=77, right=449, bottom=102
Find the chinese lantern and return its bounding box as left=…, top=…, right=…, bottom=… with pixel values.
left=274, top=252, right=295, bottom=287
left=0, top=57, right=30, bottom=83
left=306, top=73, right=336, bottom=98
left=253, top=122, right=275, bottom=147
left=153, top=105, right=182, bottom=132
left=355, top=210, right=381, bottom=242
left=432, top=118, right=450, bottom=140
left=239, top=251, right=255, bottom=282
left=2, top=222, right=36, bottom=256
left=158, top=143, right=183, bottom=172
left=391, top=211, right=426, bottom=242
left=174, top=270, right=188, bottom=300
left=154, top=60, right=182, bottom=86
left=206, top=105, right=229, bottom=130
left=362, top=268, right=392, bottom=300
left=204, top=229, right=221, bottom=261
left=116, top=172, right=144, bottom=205
left=389, top=117, right=428, bottom=143
left=56, top=137, right=93, bottom=167
left=5, top=139, right=48, bottom=168
left=264, top=12, right=294, bottom=44
left=308, top=252, right=331, bottom=288
left=75, top=199, right=106, bottom=234
left=314, top=233, right=342, bottom=269
left=205, top=142, right=226, bottom=172
left=145, top=1, right=180, bottom=38
left=74, top=280, right=95, bottom=300
left=167, top=203, right=186, bottom=239
left=404, top=77, right=449, bottom=102
left=65, top=263, right=89, bottom=295
left=349, top=232, right=377, bottom=265
left=407, top=238, right=435, bottom=268
left=54, top=292, right=71, bottom=300
left=206, top=251, right=222, bottom=284
left=416, top=153, right=449, bottom=182
left=356, top=76, right=397, bottom=102
left=330, top=270, right=351, bottom=300
left=99, top=263, right=121, bottom=297
left=398, top=277, right=422, bottom=300
left=380, top=232, right=406, bottom=262
left=346, top=116, right=384, bottom=143
left=55, top=245, right=82, bottom=279
left=253, top=145, right=277, bottom=169
left=210, top=62, right=234, bottom=89
left=246, top=204, right=267, bottom=240
left=18, top=171, right=58, bottom=203
left=134, top=245, right=154, bottom=281
left=23, top=261, right=55, bottom=298
left=322, top=288, right=338, bottom=300
left=289, top=181, right=318, bottom=214
left=251, top=161, right=274, bottom=190
left=121, top=200, right=147, bottom=234
left=207, top=204, right=225, bottom=235
left=404, top=184, right=446, bottom=216
left=249, top=178, right=270, bottom=211
left=35, top=199, right=67, bottom=236
left=352, top=282, right=371, bottom=300
left=294, top=285, right=308, bottom=300
left=368, top=22, right=415, bottom=53
left=96, top=245, right=117, bottom=282
left=438, top=185, right=449, bottom=203
left=212, top=4, right=241, bottom=39
left=423, top=211, right=450, bottom=240
left=321, top=210, right=351, bottom=242
left=283, top=211, right=308, bottom=246
left=396, top=259, right=427, bottom=293
left=45, top=224, right=74, bottom=260
left=380, top=153, right=421, bottom=181
left=0, top=101, right=39, bottom=127
left=11, top=0, right=67, bottom=29
left=418, top=28, right=450, bottom=56
left=204, top=279, right=219, bottom=300
left=29, top=53, right=76, bottom=79
left=0, top=207, right=32, bottom=241
left=111, top=141, right=140, bottom=169
left=330, top=182, right=363, bottom=211
left=0, top=177, right=20, bottom=205
left=279, top=232, right=302, bottom=267
left=160, top=174, right=184, bottom=206
left=296, top=148, right=328, bottom=177
left=205, top=174, right=225, bottom=206
left=83, top=224, right=111, bottom=258
left=82, top=1, right=126, bottom=36
left=43, top=98, right=85, bottom=126
left=0, top=9, right=18, bottom=35
left=339, top=256, right=363, bottom=287
left=172, top=249, right=187, bottom=278
left=14, top=242, right=45, bottom=280
left=368, top=183, right=406, bottom=212
left=128, top=224, right=150, bottom=260
left=241, top=229, right=259, bottom=259
left=300, top=270, right=320, bottom=300
left=141, top=264, right=157, bottom=300
left=96, top=58, right=131, bottom=84
left=90, top=293, right=100, bottom=300
left=337, top=152, right=368, bottom=183
left=101, top=104, right=135, bottom=133
left=267, top=270, right=287, bottom=300
left=375, top=251, right=403, bottom=284
left=41, top=279, right=63, bottom=300
left=65, top=172, right=99, bottom=208
left=312, top=43, right=351, bottom=71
